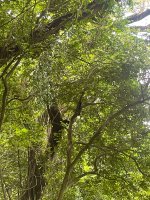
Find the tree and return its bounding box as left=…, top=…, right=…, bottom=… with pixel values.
left=0, top=0, right=150, bottom=200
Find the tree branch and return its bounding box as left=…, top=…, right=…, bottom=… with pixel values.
left=0, top=0, right=116, bottom=67
left=57, top=96, right=150, bottom=199
left=0, top=55, right=18, bottom=78
left=31, top=0, right=112, bottom=43
left=0, top=78, right=8, bottom=130
left=71, top=96, right=150, bottom=168
left=0, top=0, right=35, bottom=29
left=129, top=24, right=150, bottom=31
left=67, top=91, right=85, bottom=166
left=57, top=91, right=84, bottom=200
left=0, top=57, right=22, bottom=130
left=127, top=9, right=150, bottom=22
left=120, top=152, right=150, bottom=177
left=7, top=94, right=34, bottom=105
left=69, top=171, right=97, bottom=187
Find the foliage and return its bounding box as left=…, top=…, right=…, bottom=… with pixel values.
left=0, top=0, right=150, bottom=200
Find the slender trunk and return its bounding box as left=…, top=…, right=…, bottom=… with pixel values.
left=0, top=168, right=7, bottom=200
left=56, top=169, right=71, bottom=200
left=20, top=148, right=45, bottom=200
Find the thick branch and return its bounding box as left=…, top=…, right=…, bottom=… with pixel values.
left=31, top=0, right=113, bottom=43
left=127, top=9, right=150, bottom=22
left=0, top=0, right=115, bottom=67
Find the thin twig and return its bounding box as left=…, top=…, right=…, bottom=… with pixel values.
left=7, top=94, right=34, bottom=105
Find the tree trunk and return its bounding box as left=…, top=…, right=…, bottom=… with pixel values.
left=21, top=103, right=65, bottom=199
left=20, top=148, right=45, bottom=200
